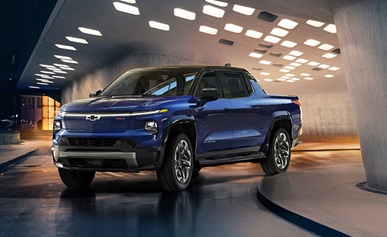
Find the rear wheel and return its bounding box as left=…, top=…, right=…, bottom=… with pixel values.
left=157, top=134, right=194, bottom=191
left=58, top=169, right=95, bottom=188
left=261, top=128, right=291, bottom=176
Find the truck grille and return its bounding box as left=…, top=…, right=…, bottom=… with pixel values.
left=68, top=158, right=128, bottom=169
left=68, top=138, right=119, bottom=147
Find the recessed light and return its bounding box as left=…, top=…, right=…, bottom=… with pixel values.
left=199, top=25, right=218, bottom=35
left=277, top=78, right=287, bottom=82
left=264, top=78, right=273, bottom=82
left=37, top=82, right=49, bottom=86
left=289, top=50, right=303, bottom=56
left=54, top=55, right=73, bottom=60
left=283, top=55, right=296, bottom=61
left=29, top=86, right=40, bottom=89
left=53, top=76, right=66, bottom=79
left=307, top=61, right=320, bottom=66
left=174, top=8, right=196, bottom=20
left=120, top=0, right=136, bottom=3
left=322, top=53, right=337, bottom=59
left=55, top=44, right=76, bottom=51
left=249, top=52, right=263, bottom=58
left=66, top=36, right=88, bottom=44
left=35, top=74, right=52, bottom=78
left=306, top=20, right=325, bottom=27
left=318, top=44, right=334, bottom=51
left=291, top=78, right=300, bottom=81
left=270, top=28, right=289, bottom=37
left=304, top=77, right=314, bottom=80
left=78, top=27, right=102, bottom=36
left=61, top=59, right=78, bottom=64
left=286, top=74, right=295, bottom=77
left=60, top=67, right=75, bottom=71
left=224, top=23, right=243, bottom=33
left=300, top=73, right=310, bottom=76
left=54, top=63, right=70, bottom=67
left=281, top=76, right=291, bottom=79
left=296, top=58, right=308, bottom=63
left=278, top=19, right=298, bottom=29
left=232, top=4, right=255, bottom=15
left=259, top=60, right=272, bottom=65
left=318, top=64, right=330, bottom=69
left=40, top=71, right=55, bottom=74
left=245, top=30, right=263, bottom=39
left=205, top=0, right=228, bottom=7
left=36, top=79, right=54, bottom=83
left=264, top=35, right=281, bottom=44
left=329, top=67, right=340, bottom=71
left=324, top=24, right=337, bottom=34
left=203, top=5, right=225, bottom=18
left=324, top=74, right=335, bottom=78
left=286, top=80, right=295, bottom=83
left=290, top=62, right=302, bottom=67
left=284, top=66, right=296, bottom=70
left=52, top=70, right=68, bottom=74
left=260, top=72, right=270, bottom=76
left=39, top=64, right=55, bottom=68
left=304, top=39, right=321, bottom=47
left=281, top=40, right=297, bottom=48
left=113, top=1, right=140, bottom=15
left=279, top=69, right=290, bottom=73
left=149, top=21, right=170, bottom=31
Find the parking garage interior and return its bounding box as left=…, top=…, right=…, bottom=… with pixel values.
left=1, top=0, right=387, bottom=236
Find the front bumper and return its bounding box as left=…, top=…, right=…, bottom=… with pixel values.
left=52, top=145, right=165, bottom=172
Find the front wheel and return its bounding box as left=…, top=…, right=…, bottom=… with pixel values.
left=58, top=169, right=95, bottom=188
left=261, top=128, right=291, bottom=176
left=157, top=134, right=194, bottom=191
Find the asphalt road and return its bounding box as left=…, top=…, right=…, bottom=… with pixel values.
left=0, top=132, right=315, bottom=237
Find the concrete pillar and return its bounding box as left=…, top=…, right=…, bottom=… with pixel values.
left=334, top=0, right=387, bottom=191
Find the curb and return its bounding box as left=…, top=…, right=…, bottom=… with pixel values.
left=0, top=149, right=37, bottom=173
left=256, top=187, right=349, bottom=237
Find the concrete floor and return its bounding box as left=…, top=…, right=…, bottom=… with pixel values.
left=1, top=130, right=384, bottom=236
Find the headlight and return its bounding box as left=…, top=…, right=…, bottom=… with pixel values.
left=53, top=120, right=62, bottom=133
left=145, top=120, right=158, bottom=135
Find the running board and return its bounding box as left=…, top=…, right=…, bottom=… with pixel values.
left=198, top=152, right=266, bottom=166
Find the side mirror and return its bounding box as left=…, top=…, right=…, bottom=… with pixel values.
left=197, top=88, right=219, bottom=106
left=201, top=88, right=219, bottom=101
left=89, top=90, right=101, bottom=98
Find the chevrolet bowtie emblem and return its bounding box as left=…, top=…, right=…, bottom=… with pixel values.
left=85, top=114, right=101, bottom=121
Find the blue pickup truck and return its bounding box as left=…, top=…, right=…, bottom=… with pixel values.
left=52, top=66, right=302, bottom=191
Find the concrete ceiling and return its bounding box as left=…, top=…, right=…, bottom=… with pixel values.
left=17, top=0, right=365, bottom=96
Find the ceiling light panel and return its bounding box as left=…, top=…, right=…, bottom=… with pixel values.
left=232, top=4, right=255, bottom=15
left=40, top=71, right=55, bottom=74
left=324, top=24, right=337, bottom=33
left=113, top=2, right=140, bottom=15
left=199, top=25, right=218, bottom=35
left=264, top=35, right=281, bottom=43
left=260, top=72, right=270, bottom=76
left=120, top=0, right=136, bottom=3
left=289, top=50, right=303, bottom=56
left=306, top=20, right=325, bottom=27
left=205, top=0, right=228, bottom=7
left=54, top=55, right=73, bottom=60
left=296, top=58, right=308, bottom=63
left=300, top=73, right=310, bottom=76
left=281, top=40, right=297, bottom=48
left=324, top=74, right=335, bottom=78
left=61, top=59, right=79, bottom=64
left=203, top=5, right=225, bottom=18
left=290, top=62, right=301, bottom=67
left=245, top=30, right=263, bottom=39
left=78, top=27, right=102, bottom=36
left=284, top=66, right=296, bottom=70
left=279, top=69, right=290, bottom=73
left=174, top=8, right=196, bottom=20
left=307, top=61, right=320, bottom=66
left=66, top=36, right=88, bottom=44
left=36, top=82, right=49, bottom=86
left=149, top=21, right=170, bottom=31
left=29, top=86, right=40, bottom=89
left=259, top=60, right=272, bottom=65
left=53, top=76, right=66, bottom=79
left=278, top=19, right=298, bottom=29
left=270, top=28, right=289, bottom=37
left=249, top=52, right=263, bottom=58
left=224, top=23, right=243, bottom=33
left=329, top=67, right=340, bottom=71
left=318, top=64, right=330, bottom=69
left=304, top=39, right=321, bottom=47
left=318, top=44, right=334, bottom=51
left=55, top=44, right=76, bottom=51
left=322, top=53, right=337, bottom=59
left=283, top=55, right=296, bottom=61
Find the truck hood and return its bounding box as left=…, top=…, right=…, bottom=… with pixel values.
left=61, top=96, right=186, bottom=113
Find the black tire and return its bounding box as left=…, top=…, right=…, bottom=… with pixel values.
left=261, top=128, right=291, bottom=176
left=58, top=168, right=95, bottom=188
left=157, top=133, right=194, bottom=191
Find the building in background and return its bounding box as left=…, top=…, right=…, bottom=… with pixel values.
left=21, top=95, right=60, bottom=130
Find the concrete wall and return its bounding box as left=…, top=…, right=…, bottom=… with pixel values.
left=299, top=92, right=358, bottom=142
left=61, top=52, right=358, bottom=143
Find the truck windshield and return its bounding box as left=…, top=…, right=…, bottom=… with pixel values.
left=100, top=68, right=198, bottom=97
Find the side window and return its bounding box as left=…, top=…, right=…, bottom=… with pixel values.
left=194, top=72, right=223, bottom=98
left=222, top=72, right=249, bottom=98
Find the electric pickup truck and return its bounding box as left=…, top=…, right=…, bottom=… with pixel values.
left=52, top=66, right=302, bottom=191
